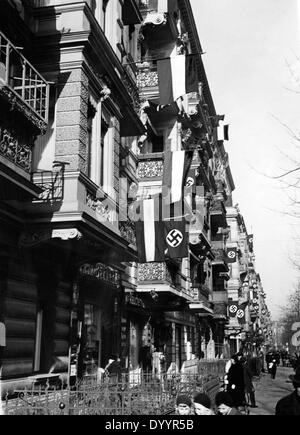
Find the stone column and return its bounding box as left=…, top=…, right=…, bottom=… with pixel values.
left=55, top=68, right=89, bottom=173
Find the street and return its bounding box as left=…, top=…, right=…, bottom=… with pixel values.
left=249, top=367, right=295, bottom=415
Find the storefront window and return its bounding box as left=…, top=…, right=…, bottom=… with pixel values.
left=82, top=304, right=101, bottom=376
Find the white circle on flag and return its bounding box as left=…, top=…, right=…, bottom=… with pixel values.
left=227, top=250, right=236, bottom=259
left=166, top=229, right=184, bottom=248
left=237, top=309, right=245, bottom=319
left=185, top=177, right=195, bottom=187
left=229, top=305, right=238, bottom=314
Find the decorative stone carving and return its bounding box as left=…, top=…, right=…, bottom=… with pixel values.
left=176, top=33, right=190, bottom=55
left=19, top=228, right=83, bottom=247
left=119, top=221, right=136, bottom=246
left=137, top=160, right=164, bottom=178
left=138, top=262, right=171, bottom=282
left=100, top=86, right=111, bottom=102
left=86, top=192, right=113, bottom=222
left=80, top=262, right=120, bottom=287
left=137, top=70, right=159, bottom=88
left=125, top=293, right=146, bottom=309
left=0, top=128, right=32, bottom=173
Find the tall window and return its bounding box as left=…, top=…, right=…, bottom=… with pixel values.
left=100, top=118, right=108, bottom=186
left=102, top=0, right=109, bottom=33
left=87, top=103, right=96, bottom=179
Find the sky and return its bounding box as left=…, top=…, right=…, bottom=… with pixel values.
left=190, top=0, right=300, bottom=319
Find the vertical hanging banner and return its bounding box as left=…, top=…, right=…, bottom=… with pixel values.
left=157, top=0, right=177, bottom=14
left=157, top=55, right=199, bottom=105
left=228, top=302, right=239, bottom=318
left=247, top=234, right=254, bottom=252
left=237, top=302, right=248, bottom=324
left=0, top=322, right=5, bottom=347
left=218, top=124, right=230, bottom=141
left=134, top=198, right=165, bottom=263
left=164, top=217, right=189, bottom=260
left=163, top=150, right=193, bottom=204
left=226, top=247, right=237, bottom=263
left=134, top=196, right=190, bottom=263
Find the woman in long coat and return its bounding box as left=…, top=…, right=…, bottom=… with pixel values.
left=227, top=354, right=246, bottom=408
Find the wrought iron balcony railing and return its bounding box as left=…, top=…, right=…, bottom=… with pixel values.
left=0, top=31, right=49, bottom=128
left=0, top=127, right=32, bottom=173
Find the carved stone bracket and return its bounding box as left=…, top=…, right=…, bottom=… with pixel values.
left=19, top=228, right=83, bottom=247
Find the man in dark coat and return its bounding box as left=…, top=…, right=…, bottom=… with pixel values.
left=243, top=356, right=257, bottom=408
left=275, top=366, right=300, bottom=415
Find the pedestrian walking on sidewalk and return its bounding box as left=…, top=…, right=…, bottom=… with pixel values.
left=215, top=392, right=243, bottom=415
left=227, top=353, right=246, bottom=409
left=268, top=355, right=278, bottom=380
left=243, top=356, right=257, bottom=408
left=275, top=366, right=300, bottom=415
left=193, top=393, right=215, bottom=415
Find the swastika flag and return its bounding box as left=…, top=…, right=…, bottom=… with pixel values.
left=134, top=196, right=189, bottom=263
left=164, top=217, right=188, bottom=260
left=226, top=247, right=237, bottom=263
left=228, top=302, right=239, bottom=318
left=237, top=302, right=248, bottom=324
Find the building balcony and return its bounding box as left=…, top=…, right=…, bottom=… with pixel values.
left=212, top=291, right=228, bottom=305
left=0, top=31, right=49, bottom=133
left=210, top=199, right=227, bottom=230
left=188, top=299, right=214, bottom=316
left=137, top=262, right=194, bottom=302
left=211, top=291, right=228, bottom=320
left=138, top=0, right=179, bottom=46
left=0, top=128, right=44, bottom=200
left=211, top=248, right=229, bottom=272
left=186, top=92, right=214, bottom=138
left=22, top=170, right=137, bottom=263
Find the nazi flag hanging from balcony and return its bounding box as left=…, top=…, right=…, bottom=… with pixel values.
left=237, top=302, right=248, bottom=324
left=133, top=196, right=189, bottom=263
left=228, top=301, right=238, bottom=318
left=164, top=216, right=189, bottom=260
left=226, top=247, right=237, bottom=263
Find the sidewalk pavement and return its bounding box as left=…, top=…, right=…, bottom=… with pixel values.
left=249, top=367, right=295, bottom=415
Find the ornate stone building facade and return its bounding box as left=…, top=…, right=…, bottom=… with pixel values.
left=0, top=0, right=271, bottom=393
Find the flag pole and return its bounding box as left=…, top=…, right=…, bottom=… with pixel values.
left=122, top=52, right=205, bottom=66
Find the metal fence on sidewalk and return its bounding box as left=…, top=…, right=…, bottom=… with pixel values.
left=3, top=360, right=227, bottom=415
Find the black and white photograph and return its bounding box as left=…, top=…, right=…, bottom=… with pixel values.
left=0, top=0, right=300, bottom=418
